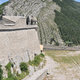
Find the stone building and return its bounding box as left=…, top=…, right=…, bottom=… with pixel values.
left=0, top=16, right=40, bottom=67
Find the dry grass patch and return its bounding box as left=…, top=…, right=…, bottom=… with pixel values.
left=45, top=50, right=80, bottom=80
left=45, top=50, right=80, bottom=65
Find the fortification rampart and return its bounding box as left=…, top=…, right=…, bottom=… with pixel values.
left=0, top=16, right=40, bottom=74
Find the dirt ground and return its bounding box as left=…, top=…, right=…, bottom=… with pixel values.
left=45, top=50, right=80, bottom=80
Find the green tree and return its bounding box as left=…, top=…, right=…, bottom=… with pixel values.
left=20, top=62, right=29, bottom=73
left=0, top=65, right=3, bottom=80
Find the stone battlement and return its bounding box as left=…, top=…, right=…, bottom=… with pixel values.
left=0, top=16, right=38, bottom=29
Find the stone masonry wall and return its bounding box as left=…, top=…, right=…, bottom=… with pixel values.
left=0, top=28, right=40, bottom=66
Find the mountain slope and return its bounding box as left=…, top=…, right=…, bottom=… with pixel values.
left=2, top=0, right=80, bottom=46
left=53, top=0, right=80, bottom=45
left=4, top=0, right=64, bottom=45
left=38, top=1, right=64, bottom=45
left=0, top=1, right=9, bottom=14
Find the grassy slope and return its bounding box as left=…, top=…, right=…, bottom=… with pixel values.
left=45, top=50, right=80, bottom=65
left=53, top=0, right=80, bottom=45
left=0, top=1, right=9, bottom=14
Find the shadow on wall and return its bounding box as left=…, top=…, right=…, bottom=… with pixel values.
left=26, top=16, right=37, bottom=25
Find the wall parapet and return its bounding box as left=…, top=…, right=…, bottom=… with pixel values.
left=0, top=26, right=38, bottom=32
left=23, top=69, right=48, bottom=80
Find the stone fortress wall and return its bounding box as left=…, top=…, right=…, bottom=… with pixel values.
left=0, top=16, right=40, bottom=68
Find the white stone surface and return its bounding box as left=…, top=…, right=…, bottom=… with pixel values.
left=29, top=66, right=34, bottom=76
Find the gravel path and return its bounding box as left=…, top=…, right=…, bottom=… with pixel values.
left=45, top=56, right=67, bottom=80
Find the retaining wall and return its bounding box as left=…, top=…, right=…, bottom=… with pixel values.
left=0, top=28, right=40, bottom=66
left=23, top=69, right=47, bottom=80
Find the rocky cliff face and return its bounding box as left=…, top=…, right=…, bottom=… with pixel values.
left=4, top=0, right=64, bottom=45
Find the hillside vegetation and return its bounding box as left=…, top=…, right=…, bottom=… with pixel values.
left=0, top=1, right=9, bottom=14
left=53, top=0, right=80, bottom=45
